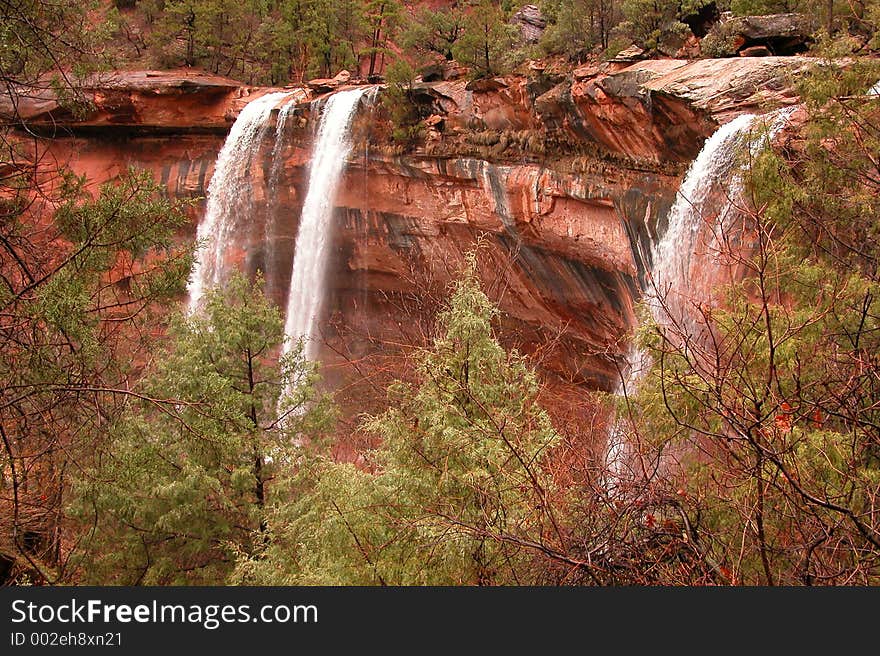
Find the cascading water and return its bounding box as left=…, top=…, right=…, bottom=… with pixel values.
left=643, top=113, right=758, bottom=340
left=263, top=97, right=301, bottom=298
left=605, top=108, right=795, bottom=484
left=647, top=108, right=795, bottom=347
left=281, top=87, right=371, bottom=372
left=187, top=91, right=292, bottom=313
left=269, top=100, right=299, bottom=188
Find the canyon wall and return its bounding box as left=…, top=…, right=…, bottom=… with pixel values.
left=12, top=57, right=810, bottom=392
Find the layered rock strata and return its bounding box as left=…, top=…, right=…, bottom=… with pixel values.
left=8, top=56, right=813, bottom=390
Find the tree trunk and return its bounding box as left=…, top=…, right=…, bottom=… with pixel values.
left=369, top=5, right=386, bottom=78
left=246, top=349, right=267, bottom=536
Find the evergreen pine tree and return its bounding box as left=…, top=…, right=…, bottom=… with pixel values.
left=234, top=256, right=570, bottom=585
left=70, top=274, right=333, bottom=584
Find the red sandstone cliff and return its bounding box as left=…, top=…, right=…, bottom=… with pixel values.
left=6, top=57, right=812, bottom=391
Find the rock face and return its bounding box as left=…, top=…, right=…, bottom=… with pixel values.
left=414, top=56, right=809, bottom=163
left=12, top=58, right=813, bottom=392
left=633, top=56, right=811, bottom=122
left=511, top=5, right=547, bottom=43
left=609, top=46, right=647, bottom=63
left=1, top=70, right=254, bottom=133
left=273, top=145, right=676, bottom=389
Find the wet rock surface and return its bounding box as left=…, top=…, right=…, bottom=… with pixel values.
left=14, top=57, right=815, bottom=389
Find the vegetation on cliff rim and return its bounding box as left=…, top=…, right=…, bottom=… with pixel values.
left=96, top=0, right=880, bottom=85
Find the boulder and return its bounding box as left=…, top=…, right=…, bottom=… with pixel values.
left=443, top=61, right=468, bottom=81
left=424, top=114, right=444, bottom=128
left=307, top=70, right=353, bottom=92
left=573, top=63, right=605, bottom=80
left=307, top=78, right=339, bottom=93
left=703, top=13, right=813, bottom=57
left=739, top=45, right=772, bottom=57
left=511, top=5, right=547, bottom=44
left=731, top=13, right=812, bottom=43
left=609, top=45, right=647, bottom=63
left=465, top=77, right=508, bottom=92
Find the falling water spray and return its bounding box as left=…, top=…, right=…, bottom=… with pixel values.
left=187, top=91, right=292, bottom=313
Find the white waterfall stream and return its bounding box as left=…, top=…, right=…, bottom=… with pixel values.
left=605, top=108, right=795, bottom=484
left=643, top=113, right=759, bottom=340
left=264, top=97, right=301, bottom=297
left=187, top=91, right=292, bottom=313
left=280, top=87, right=371, bottom=372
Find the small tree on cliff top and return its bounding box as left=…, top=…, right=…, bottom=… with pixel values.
left=452, top=0, right=519, bottom=78
left=401, top=5, right=467, bottom=62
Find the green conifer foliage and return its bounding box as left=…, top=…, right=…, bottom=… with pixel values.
left=362, top=0, right=402, bottom=78
left=234, top=256, right=567, bottom=585
left=0, top=169, right=193, bottom=582
left=628, top=62, right=880, bottom=584
left=70, top=274, right=333, bottom=584
left=615, top=0, right=696, bottom=54
left=401, top=5, right=467, bottom=62
left=452, top=0, right=519, bottom=77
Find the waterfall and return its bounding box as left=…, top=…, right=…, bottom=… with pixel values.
left=646, top=108, right=795, bottom=341
left=264, top=97, right=301, bottom=299
left=270, top=100, right=299, bottom=186
left=643, top=113, right=758, bottom=341
left=187, top=91, right=292, bottom=313
left=605, top=108, right=795, bottom=483
left=281, top=87, right=371, bottom=370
